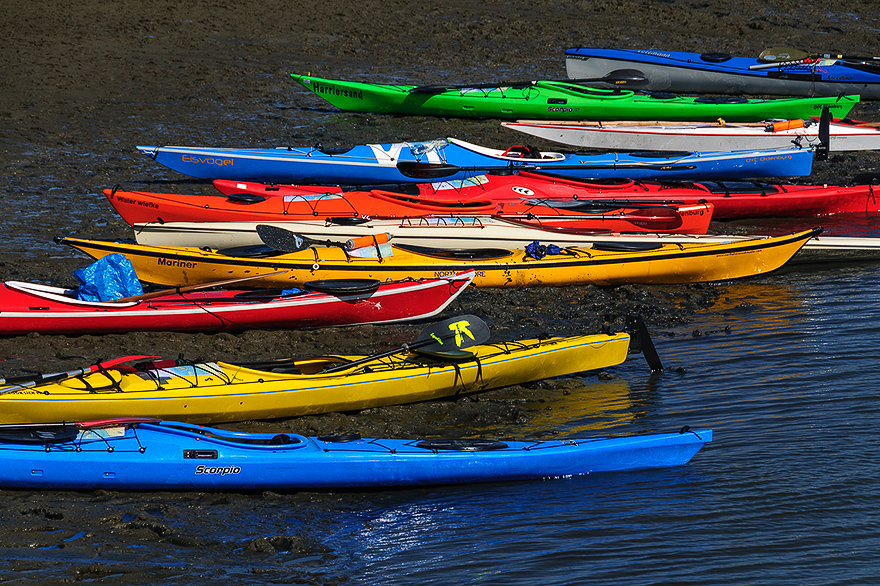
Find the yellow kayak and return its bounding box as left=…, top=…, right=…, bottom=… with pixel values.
left=0, top=333, right=631, bottom=425
left=56, top=227, right=820, bottom=288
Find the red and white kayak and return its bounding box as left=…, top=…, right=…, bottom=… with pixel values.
left=211, top=173, right=880, bottom=220
left=105, top=178, right=715, bottom=235
left=502, top=117, right=880, bottom=153
left=0, top=272, right=474, bottom=336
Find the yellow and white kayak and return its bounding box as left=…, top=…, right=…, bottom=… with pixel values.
left=0, top=333, right=632, bottom=424
left=56, top=228, right=820, bottom=288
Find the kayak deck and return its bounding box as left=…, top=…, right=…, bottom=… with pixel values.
left=0, top=419, right=713, bottom=489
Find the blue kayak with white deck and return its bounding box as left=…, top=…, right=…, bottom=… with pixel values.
left=136, top=138, right=814, bottom=184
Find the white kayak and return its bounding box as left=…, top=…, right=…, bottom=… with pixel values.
left=130, top=217, right=880, bottom=265
left=502, top=118, right=880, bottom=152
left=131, top=213, right=712, bottom=249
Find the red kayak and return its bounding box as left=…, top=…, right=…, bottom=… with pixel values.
left=104, top=185, right=714, bottom=235
left=212, top=171, right=880, bottom=220
left=0, top=272, right=473, bottom=336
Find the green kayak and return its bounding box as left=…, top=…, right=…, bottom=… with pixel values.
left=291, top=74, right=858, bottom=121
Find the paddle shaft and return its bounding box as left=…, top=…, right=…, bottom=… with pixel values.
left=321, top=336, right=467, bottom=374
left=750, top=55, right=880, bottom=70
left=759, top=47, right=880, bottom=62
left=749, top=58, right=819, bottom=70
left=322, top=315, right=490, bottom=373
left=521, top=199, right=690, bottom=209
left=0, top=355, right=160, bottom=392
left=113, top=270, right=289, bottom=303
left=411, top=70, right=647, bottom=93
left=396, top=161, right=698, bottom=180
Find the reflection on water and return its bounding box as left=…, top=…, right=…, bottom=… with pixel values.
left=519, top=379, right=642, bottom=435
left=337, top=466, right=713, bottom=584
left=725, top=214, right=880, bottom=239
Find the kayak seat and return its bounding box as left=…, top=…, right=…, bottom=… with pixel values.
left=626, top=151, right=694, bottom=159
left=340, top=183, right=421, bottom=195
left=216, top=245, right=287, bottom=258
left=311, top=143, right=355, bottom=155
left=269, top=366, right=302, bottom=374
left=394, top=243, right=513, bottom=260
left=317, top=433, right=362, bottom=443
left=412, top=349, right=476, bottom=363
left=225, top=193, right=266, bottom=204
left=327, top=217, right=372, bottom=225
left=694, top=96, right=749, bottom=104
left=416, top=439, right=510, bottom=451
left=502, top=145, right=543, bottom=159
left=166, top=423, right=303, bottom=446
left=700, top=181, right=778, bottom=194
left=592, top=241, right=664, bottom=252
left=303, top=279, right=382, bottom=295
left=700, top=52, right=733, bottom=62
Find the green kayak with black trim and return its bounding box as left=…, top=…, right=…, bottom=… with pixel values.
left=291, top=74, right=858, bottom=121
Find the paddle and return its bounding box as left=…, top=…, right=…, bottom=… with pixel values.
left=112, top=270, right=290, bottom=303
left=817, top=106, right=831, bottom=161
left=758, top=47, right=880, bottom=62
left=750, top=47, right=880, bottom=70
left=624, top=315, right=663, bottom=372
left=322, top=314, right=491, bottom=373
left=410, top=69, right=648, bottom=93
left=396, top=161, right=698, bottom=180
left=514, top=200, right=684, bottom=229
left=0, top=355, right=160, bottom=393
left=256, top=225, right=345, bottom=253
left=255, top=225, right=392, bottom=252
left=521, top=198, right=688, bottom=211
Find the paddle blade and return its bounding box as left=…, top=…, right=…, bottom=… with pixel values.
left=624, top=207, right=683, bottom=231
left=396, top=161, right=465, bottom=179
left=411, top=69, right=648, bottom=94
left=817, top=106, right=831, bottom=161
left=256, top=225, right=308, bottom=252
left=414, top=314, right=490, bottom=353
left=759, top=47, right=811, bottom=61
left=573, top=69, right=648, bottom=87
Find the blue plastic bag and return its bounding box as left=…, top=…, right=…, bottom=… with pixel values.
left=525, top=241, right=563, bottom=260
left=74, top=254, right=144, bottom=302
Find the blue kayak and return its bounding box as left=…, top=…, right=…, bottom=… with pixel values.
left=0, top=419, right=712, bottom=490
left=136, top=137, right=814, bottom=184
left=565, top=47, right=880, bottom=99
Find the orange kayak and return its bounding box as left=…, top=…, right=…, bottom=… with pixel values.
left=105, top=181, right=714, bottom=235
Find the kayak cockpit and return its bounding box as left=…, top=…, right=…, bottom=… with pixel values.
left=447, top=137, right=566, bottom=162
left=157, top=421, right=309, bottom=447
left=4, top=282, right=142, bottom=308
